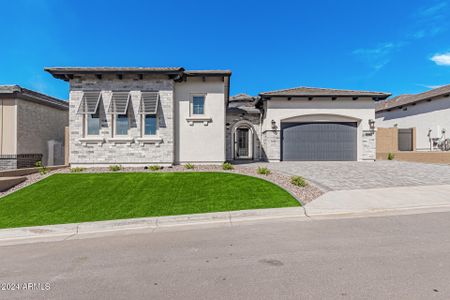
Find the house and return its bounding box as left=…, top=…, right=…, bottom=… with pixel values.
left=46, top=67, right=390, bottom=166
left=376, top=84, right=450, bottom=151
left=0, top=85, right=68, bottom=170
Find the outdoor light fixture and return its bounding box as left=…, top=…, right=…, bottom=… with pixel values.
left=368, top=119, right=375, bottom=129
left=226, top=123, right=231, bottom=130
left=271, top=120, right=277, bottom=129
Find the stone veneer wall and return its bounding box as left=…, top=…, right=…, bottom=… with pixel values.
left=0, top=154, right=43, bottom=170
left=225, top=111, right=263, bottom=161
left=0, top=157, right=17, bottom=170
left=69, top=75, right=175, bottom=166
left=262, top=130, right=281, bottom=162
left=362, top=130, right=376, bottom=160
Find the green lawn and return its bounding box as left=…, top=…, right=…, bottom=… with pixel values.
left=0, top=172, right=299, bottom=228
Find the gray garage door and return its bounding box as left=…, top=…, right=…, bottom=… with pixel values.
left=281, top=122, right=357, bottom=161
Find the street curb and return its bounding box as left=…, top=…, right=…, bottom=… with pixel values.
left=3, top=204, right=450, bottom=246
left=305, top=204, right=450, bottom=218
left=0, top=207, right=307, bottom=246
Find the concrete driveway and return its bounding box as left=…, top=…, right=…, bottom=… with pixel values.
left=241, top=161, right=450, bottom=191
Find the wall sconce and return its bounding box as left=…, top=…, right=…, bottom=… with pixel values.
left=368, top=119, right=375, bottom=129
left=226, top=123, right=231, bottom=130
left=271, top=120, right=277, bottom=129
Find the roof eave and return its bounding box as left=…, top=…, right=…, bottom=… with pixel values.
left=260, top=94, right=391, bottom=100
left=0, top=86, right=68, bottom=110
left=45, top=67, right=186, bottom=81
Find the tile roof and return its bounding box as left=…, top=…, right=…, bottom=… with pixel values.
left=376, top=84, right=450, bottom=112
left=0, top=85, right=68, bottom=110
left=45, top=67, right=231, bottom=81
left=228, top=94, right=260, bottom=114
left=229, top=93, right=256, bottom=102
left=260, top=86, right=391, bottom=99
left=184, top=70, right=232, bottom=76
left=45, top=67, right=184, bottom=72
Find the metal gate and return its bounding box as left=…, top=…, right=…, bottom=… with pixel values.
left=281, top=122, right=357, bottom=161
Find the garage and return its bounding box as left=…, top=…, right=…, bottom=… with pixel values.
left=281, top=122, right=357, bottom=161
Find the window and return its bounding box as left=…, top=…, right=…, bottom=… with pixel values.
left=116, top=114, right=129, bottom=135
left=78, top=91, right=102, bottom=136
left=144, top=115, right=157, bottom=135
left=87, top=112, right=100, bottom=135
left=192, top=95, right=205, bottom=115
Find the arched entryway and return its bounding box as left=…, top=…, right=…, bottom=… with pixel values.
left=232, top=121, right=255, bottom=160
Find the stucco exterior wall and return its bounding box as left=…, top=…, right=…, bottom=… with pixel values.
left=16, top=99, right=68, bottom=165
left=262, top=97, right=376, bottom=161
left=69, top=74, right=175, bottom=166
left=376, top=96, right=450, bottom=151
left=174, top=78, right=226, bottom=164
left=0, top=99, right=17, bottom=155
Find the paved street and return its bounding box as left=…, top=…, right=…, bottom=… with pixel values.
left=243, top=161, right=450, bottom=191
left=1, top=212, right=450, bottom=299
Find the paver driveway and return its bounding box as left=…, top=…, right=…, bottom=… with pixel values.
left=241, top=161, right=450, bottom=191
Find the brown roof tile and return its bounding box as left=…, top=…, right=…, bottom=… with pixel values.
left=260, top=86, right=391, bottom=99
left=376, top=84, right=450, bottom=112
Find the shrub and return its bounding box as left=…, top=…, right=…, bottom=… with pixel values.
left=290, top=176, right=308, bottom=187
left=70, top=167, right=86, bottom=173
left=35, top=160, right=48, bottom=175
left=148, top=165, right=162, bottom=171
left=184, top=163, right=195, bottom=170
left=222, top=162, right=234, bottom=170
left=387, top=153, right=395, bottom=160
left=257, top=166, right=271, bottom=175
left=109, top=165, right=122, bottom=172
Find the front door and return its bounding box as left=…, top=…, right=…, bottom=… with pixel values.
left=235, top=128, right=251, bottom=159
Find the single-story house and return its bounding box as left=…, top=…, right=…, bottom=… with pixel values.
left=0, top=85, right=68, bottom=170
left=45, top=67, right=390, bottom=167
left=376, top=84, right=450, bottom=151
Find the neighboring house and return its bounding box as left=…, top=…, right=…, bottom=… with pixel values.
left=46, top=67, right=389, bottom=166
left=376, top=84, right=450, bottom=151
left=0, top=85, right=69, bottom=170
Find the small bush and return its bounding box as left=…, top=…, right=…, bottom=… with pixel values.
left=222, top=162, right=234, bottom=170
left=109, top=165, right=122, bottom=172
left=35, top=160, right=48, bottom=175
left=184, top=163, right=195, bottom=170
left=387, top=153, right=395, bottom=160
left=148, top=165, right=162, bottom=171
left=70, top=167, right=86, bottom=173
left=257, top=166, right=271, bottom=175
left=291, top=176, right=308, bottom=187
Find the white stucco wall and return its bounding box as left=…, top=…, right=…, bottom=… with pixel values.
left=262, top=97, right=376, bottom=161
left=174, top=77, right=226, bottom=164
left=376, top=96, right=450, bottom=151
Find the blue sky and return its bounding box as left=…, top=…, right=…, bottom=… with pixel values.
left=1, top=0, right=449, bottom=100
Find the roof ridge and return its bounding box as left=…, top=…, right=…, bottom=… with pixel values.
left=261, top=86, right=389, bottom=95
left=376, top=84, right=450, bottom=112
left=412, top=83, right=450, bottom=97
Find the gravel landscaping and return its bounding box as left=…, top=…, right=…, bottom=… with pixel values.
left=0, top=165, right=323, bottom=203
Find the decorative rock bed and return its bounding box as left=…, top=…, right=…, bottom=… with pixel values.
left=0, top=165, right=324, bottom=203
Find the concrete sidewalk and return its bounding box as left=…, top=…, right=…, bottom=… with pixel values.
left=305, top=184, right=450, bottom=215
left=2, top=184, right=450, bottom=246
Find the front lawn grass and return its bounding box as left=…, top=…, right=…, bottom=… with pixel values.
left=0, top=172, right=299, bottom=228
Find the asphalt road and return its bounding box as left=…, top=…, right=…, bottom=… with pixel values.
left=1, top=212, right=450, bottom=300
